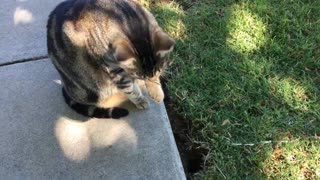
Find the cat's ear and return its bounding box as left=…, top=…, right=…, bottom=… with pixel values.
left=113, top=40, right=135, bottom=62
left=153, top=30, right=175, bottom=58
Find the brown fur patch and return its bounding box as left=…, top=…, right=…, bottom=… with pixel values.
left=97, top=80, right=146, bottom=108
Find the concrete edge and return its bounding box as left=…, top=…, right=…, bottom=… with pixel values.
left=159, top=103, right=186, bottom=179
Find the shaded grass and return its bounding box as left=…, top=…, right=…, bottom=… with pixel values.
left=145, top=0, right=320, bottom=179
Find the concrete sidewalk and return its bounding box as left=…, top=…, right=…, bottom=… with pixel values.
left=0, top=0, right=185, bottom=179
left=0, top=0, right=64, bottom=63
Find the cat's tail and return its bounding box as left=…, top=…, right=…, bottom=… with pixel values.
left=62, top=88, right=129, bottom=119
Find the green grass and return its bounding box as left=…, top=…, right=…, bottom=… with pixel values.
left=145, top=0, right=320, bottom=179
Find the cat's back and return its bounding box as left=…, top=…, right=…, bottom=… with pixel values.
left=47, top=0, right=155, bottom=57
left=47, top=0, right=87, bottom=57
left=47, top=0, right=152, bottom=38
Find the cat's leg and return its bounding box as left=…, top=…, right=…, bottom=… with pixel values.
left=110, top=68, right=149, bottom=110
left=145, top=74, right=164, bottom=103
left=126, top=82, right=149, bottom=109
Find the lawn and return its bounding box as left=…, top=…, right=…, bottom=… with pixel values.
left=144, top=0, right=320, bottom=179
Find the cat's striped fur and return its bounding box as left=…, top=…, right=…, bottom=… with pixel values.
left=47, top=0, right=175, bottom=118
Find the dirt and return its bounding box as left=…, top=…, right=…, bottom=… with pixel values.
left=161, top=77, right=208, bottom=179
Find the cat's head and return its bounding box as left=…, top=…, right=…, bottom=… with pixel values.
left=113, top=28, right=175, bottom=79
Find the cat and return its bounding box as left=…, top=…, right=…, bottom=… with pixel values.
left=47, top=0, right=175, bottom=119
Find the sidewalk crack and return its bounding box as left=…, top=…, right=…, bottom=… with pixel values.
left=0, top=55, right=48, bottom=67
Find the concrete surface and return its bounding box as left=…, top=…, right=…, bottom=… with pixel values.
left=0, top=59, right=185, bottom=179
left=0, top=0, right=64, bottom=63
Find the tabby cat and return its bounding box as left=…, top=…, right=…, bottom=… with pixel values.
left=47, top=0, right=175, bottom=118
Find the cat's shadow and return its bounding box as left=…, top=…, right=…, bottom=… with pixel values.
left=51, top=79, right=144, bottom=163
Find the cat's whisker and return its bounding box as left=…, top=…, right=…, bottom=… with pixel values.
left=159, top=70, right=170, bottom=79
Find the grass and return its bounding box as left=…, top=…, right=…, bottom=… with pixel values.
left=143, top=0, right=320, bottom=179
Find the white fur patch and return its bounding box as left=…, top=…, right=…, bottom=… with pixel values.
left=118, top=57, right=136, bottom=69
left=156, top=45, right=174, bottom=58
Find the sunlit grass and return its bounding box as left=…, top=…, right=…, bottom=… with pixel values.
left=227, top=4, right=267, bottom=54
left=151, top=2, right=186, bottom=39
left=139, top=0, right=186, bottom=39
left=270, top=77, right=310, bottom=110
left=261, top=140, right=320, bottom=179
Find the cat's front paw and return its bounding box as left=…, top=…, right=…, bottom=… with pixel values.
left=134, top=97, right=149, bottom=110
left=148, top=85, right=164, bottom=103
